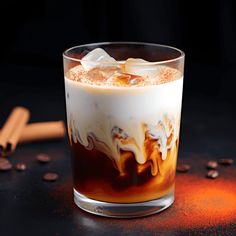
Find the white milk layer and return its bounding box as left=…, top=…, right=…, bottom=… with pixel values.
left=65, top=75, right=183, bottom=173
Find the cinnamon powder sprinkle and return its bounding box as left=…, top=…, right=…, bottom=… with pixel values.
left=129, top=174, right=236, bottom=230
left=52, top=168, right=236, bottom=231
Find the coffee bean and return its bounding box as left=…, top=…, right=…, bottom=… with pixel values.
left=206, top=161, right=218, bottom=169
left=218, top=159, right=234, bottom=166
left=15, top=162, right=26, bottom=171
left=0, top=158, right=12, bottom=171
left=206, top=170, right=219, bottom=179
left=43, top=172, right=58, bottom=182
left=176, top=164, right=190, bottom=173
left=36, top=154, right=51, bottom=163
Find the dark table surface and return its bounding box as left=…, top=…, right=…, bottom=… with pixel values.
left=0, top=64, right=236, bottom=235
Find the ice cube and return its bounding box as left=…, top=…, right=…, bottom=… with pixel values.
left=107, top=72, right=145, bottom=86
left=124, top=58, right=160, bottom=79
left=81, top=48, right=118, bottom=71
left=85, top=67, right=120, bottom=84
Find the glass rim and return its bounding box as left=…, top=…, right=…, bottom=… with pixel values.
left=63, top=41, right=185, bottom=65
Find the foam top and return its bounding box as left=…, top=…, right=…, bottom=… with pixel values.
left=66, top=64, right=181, bottom=87
left=65, top=48, right=182, bottom=87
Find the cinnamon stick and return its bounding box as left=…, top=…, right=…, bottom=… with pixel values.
left=0, top=107, right=30, bottom=153
left=19, top=121, right=65, bottom=143
left=0, top=121, right=66, bottom=144
left=7, top=107, right=30, bottom=153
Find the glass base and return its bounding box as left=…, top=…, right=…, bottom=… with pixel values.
left=74, top=189, right=174, bottom=218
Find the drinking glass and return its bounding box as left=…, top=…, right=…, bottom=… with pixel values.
left=63, top=42, right=185, bottom=218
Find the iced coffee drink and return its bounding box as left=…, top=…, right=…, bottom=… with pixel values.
left=63, top=43, right=184, bottom=217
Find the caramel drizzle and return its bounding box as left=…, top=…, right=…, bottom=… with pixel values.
left=69, top=115, right=178, bottom=177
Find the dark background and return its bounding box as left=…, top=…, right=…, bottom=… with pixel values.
left=1, top=1, right=236, bottom=235
left=1, top=0, right=236, bottom=108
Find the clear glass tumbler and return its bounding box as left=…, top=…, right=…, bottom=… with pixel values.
left=63, top=42, right=184, bottom=218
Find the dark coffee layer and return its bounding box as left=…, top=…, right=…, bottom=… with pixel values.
left=71, top=141, right=177, bottom=203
